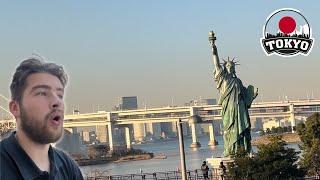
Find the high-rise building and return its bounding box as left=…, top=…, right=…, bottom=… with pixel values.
left=118, top=96, right=146, bottom=142
left=252, top=117, right=263, bottom=131
left=263, top=118, right=281, bottom=131
left=160, top=122, right=176, bottom=137
left=213, top=121, right=223, bottom=135
left=56, top=129, right=86, bottom=156
left=121, top=96, right=138, bottom=110
left=113, top=127, right=126, bottom=146
left=145, top=123, right=162, bottom=139
left=160, top=122, right=189, bottom=137
left=133, top=123, right=145, bottom=142
left=96, top=125, right=108, bottom=143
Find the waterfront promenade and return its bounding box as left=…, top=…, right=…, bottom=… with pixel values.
left=80, top=135, right=300, bottom=177
left=86, top=168, right=223, bottom=180
left=80, top=136, right=225, bottom=175
left=85, top=169, right=320, bottom=180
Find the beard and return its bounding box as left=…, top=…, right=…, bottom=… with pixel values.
left=20, top=104, right=63, bottom=144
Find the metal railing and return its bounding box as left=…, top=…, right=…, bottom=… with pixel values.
left=86, top=168, right=228, bottom=180
left=86, top=169, right=320, bottom=180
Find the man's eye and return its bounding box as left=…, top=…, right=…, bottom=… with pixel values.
left=58, top=95, right=64, bottom=99
left=37, top=92, right=47, bottom=96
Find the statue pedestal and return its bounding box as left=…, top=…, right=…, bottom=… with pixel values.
left=206, top=157, right=234, bottom=168
left=189, top=142, right=201, bottom=148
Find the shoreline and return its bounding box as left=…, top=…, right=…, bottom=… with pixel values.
left=76, top=153, right=154, bottom=166
left=252, top=133, right=300, bottom=146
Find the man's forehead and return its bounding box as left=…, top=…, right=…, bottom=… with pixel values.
left=25, top=73, right=64, bottom=90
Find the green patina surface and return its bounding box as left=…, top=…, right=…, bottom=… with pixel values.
left=214, top=68, right=256, bottom=157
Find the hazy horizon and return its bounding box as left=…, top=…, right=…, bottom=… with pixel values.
left=1, top=1, right=319, bottom=114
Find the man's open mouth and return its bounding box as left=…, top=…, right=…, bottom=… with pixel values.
left=53, top=115, right=61, bottom=121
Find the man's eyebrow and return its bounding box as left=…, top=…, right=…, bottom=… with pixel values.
left=56, top=87, right=64, bottom=92
left=30, top=85, right=64, bottom=93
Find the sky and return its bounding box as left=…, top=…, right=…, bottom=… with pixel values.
left=0, top=1, right=319, bottom=114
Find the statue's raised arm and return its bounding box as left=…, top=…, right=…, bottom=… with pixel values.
left=208, top=31, right=222, bottom=72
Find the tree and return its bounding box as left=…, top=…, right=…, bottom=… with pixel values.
left=271, top=127, right=277, bottom=134
left=228, top=135, right=304, bottom=179
left=227, top=147, right=256, bottom=180
left=276, top=126, right=284, bottom=134
left=253, top=135, right=303, bottom=179
left=297, top=113, right=320, bottom=177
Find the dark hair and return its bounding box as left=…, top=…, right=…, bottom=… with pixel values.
left=10, top=58, right=68, bottom=102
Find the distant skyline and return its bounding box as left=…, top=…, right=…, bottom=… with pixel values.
left=0, top=1, right=319, bottom=114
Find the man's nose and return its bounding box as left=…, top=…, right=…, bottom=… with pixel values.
left=52, top=102, right=59, bottom=109
left=51, top=94, right=63, bottom=109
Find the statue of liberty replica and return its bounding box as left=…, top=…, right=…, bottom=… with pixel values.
left=208, top=31, right=258, bottom=157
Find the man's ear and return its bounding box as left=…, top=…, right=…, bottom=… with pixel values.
left=9, top=100, right=20, bottom=119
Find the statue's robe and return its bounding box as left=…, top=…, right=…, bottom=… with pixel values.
left=214, top=67, right=255, bottom=157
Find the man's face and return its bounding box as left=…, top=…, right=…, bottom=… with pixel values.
left=17, top=73, right=65, bottom=144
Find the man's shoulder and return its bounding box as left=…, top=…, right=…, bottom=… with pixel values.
left=0, top=136, right=10, bottom=159
left=0, top=137, right=8, bottom=157
left=0, top=133, right=15, bottom=154
left=0, top=138, right=5, bottom=150
left=0, top=135, right=24, bottom=179
left=0, top=133, right=11, bottom=144
left=51, top=147, right=77, bottom=166
left=51, top=147, right=84, bottom=179
left=52, top=147, right=69, bottom=158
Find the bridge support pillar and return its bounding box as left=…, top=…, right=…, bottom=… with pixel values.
left=107, top=122, right=114, bottom=152
left=289, top=104, right=295, bottom=133
left=125, top=127, right=131, bottom=150
left=189, top=123, right=201, bottom=148
left=189, top=107, right=201, bottom=148
left=208, top=123, right=218, bottom=146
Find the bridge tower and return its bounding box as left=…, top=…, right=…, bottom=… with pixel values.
left=208, top=122, right=218, bottom=146
left=189, top=107, right=201, bottom=148
left=125, top=127, right=131, bottom=149
left=289, top=104, right=296, bottom=133
left=106, top=112, right=115, bottom=152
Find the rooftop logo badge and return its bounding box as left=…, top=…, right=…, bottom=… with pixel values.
left=261, top=8, right=314, bottom=57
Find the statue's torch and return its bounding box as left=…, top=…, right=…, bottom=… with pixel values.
left=208, top=31, right=216, bottom=46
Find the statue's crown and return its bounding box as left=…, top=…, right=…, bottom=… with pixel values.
left=221, top=57, right=240, bottom=66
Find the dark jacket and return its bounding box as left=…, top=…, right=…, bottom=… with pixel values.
left=0, top=132, right=84, bottom=180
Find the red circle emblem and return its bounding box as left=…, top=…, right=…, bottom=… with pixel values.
left=278, top=16, right=296, bottom=34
